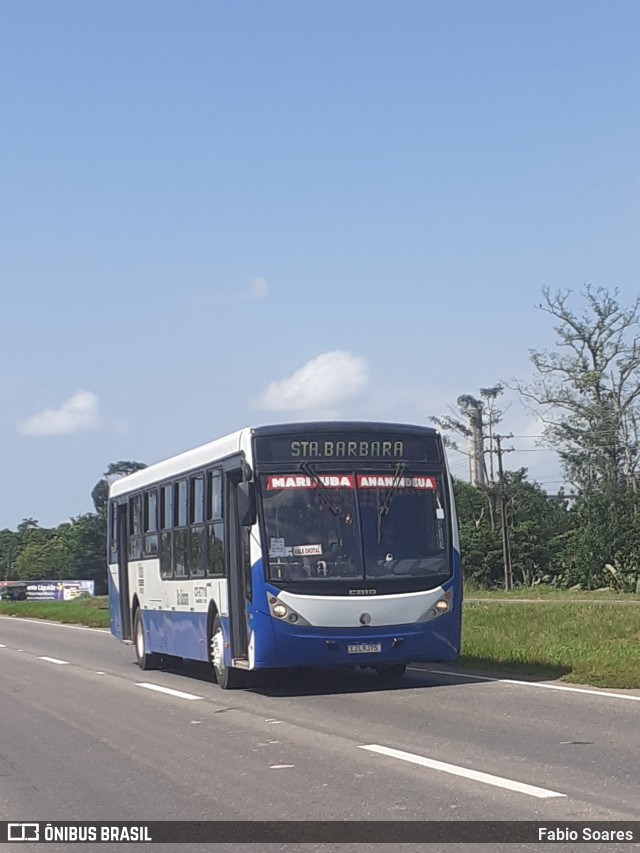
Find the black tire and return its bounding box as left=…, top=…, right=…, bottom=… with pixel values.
left=210, top=615, right=245, bottom=690
left=133, top=609, right=161, bottom=671
left=375, top=663, right=407, bottom=680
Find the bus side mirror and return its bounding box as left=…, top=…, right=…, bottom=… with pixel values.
left=237, top=482, right=257, bottom=527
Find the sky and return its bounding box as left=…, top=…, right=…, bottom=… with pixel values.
left=1, top=1, right=639, bottom=530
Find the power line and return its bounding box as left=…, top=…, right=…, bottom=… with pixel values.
left=448, top=446, right=472, bottom=458
left=509, top=444, right=638, bottom=453
left=510, top=429, right=636, bottom=439
left=509, top=447, right=561, bottom=453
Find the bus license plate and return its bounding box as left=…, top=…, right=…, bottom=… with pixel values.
left=347, top=643, right=382, bottom=654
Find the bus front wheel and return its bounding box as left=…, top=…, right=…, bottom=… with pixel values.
left=133, top=609, right=160, bottom=671
left=210, top=615, right=244, bottom=690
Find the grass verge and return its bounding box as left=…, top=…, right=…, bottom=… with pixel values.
left=461, top=602, right=640, bottom=689
left=464, top=585, right=640, bottom=601
left=0, top=597, right=110, bottom=628
left=2, top=594, right=640, bottom=689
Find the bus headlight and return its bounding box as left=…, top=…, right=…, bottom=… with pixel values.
left=424, top=598, right=451, bottom=621
left=266, top=592, right=311, bottom=625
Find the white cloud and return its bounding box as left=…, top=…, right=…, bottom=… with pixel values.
left=195, top=277, right=269, bottom=305
left=256, top=351, right=369, bottom=417
left=18, top=390, right=102, bottom=436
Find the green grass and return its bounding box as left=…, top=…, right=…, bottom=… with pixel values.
left=0, top=596, right=110, bottom=628
left=2, top=592, right=640, bottom=689
left=461, top=602, right=640, bottom=689
left=464, top=585, right=640, bottom=601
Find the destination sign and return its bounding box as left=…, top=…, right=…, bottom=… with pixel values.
left=265, top=474, right=438, bottom=490
left=255, top=433, right=441, bottom=463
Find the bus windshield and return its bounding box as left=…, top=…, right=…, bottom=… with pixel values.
left=260, top=470, right=449, bottom=584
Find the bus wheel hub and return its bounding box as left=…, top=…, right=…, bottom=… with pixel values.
left=212, top=629, right=224, bottom=671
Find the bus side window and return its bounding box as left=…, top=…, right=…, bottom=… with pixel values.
left=207, top=522, right=225, bottom=577
left=129, top=494, right=143, bottom=560
left=205, top=470, right=224, bottom=577
left=109, top=502, right=118, bottom=563
left=174, top=480, right=188, bottom=578
left=189, top=475, right=206, bottom=578
left=191, top=474, right=204, bottom=524
left=143, top=489, right=159, bottom=557
left=207, top=470, right=223, bottom=521
left=190, top=526, right=206, bottom=577
left=160, top=483, right=173, bottom=579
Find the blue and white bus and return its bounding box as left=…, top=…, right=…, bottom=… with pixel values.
left=108, top=422, right=461, bottom=688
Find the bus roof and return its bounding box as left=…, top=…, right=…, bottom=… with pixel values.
left=109, top=428, right=248, bottom=498
left=108, top=421, right=441, bottom=498
left=251, top=421, right=440, bottom=438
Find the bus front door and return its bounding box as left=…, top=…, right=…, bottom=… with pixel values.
left=117, top=502, right=132, bottom=641
left=226, top=470, right=250, bottom=663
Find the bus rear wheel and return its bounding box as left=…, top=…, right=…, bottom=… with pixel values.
left=210, top=615, right=244, bottom=690
left=375, top=663, right=406, bottom=680
left=134, top=609, right=161, bottom=671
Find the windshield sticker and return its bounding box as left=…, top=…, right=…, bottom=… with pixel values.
left=293, top=544, right=323, bottom=556
left=269, top=537, right=292, bottom=557
left=357, top=475, right=437, bottom=489
left=266, top=475, right=355, bottom=490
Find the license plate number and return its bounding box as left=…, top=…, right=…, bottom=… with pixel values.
left=347, top=643, right=382, bottom=654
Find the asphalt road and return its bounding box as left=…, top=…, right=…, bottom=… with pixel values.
left=1, top=615, right=639, bottom=852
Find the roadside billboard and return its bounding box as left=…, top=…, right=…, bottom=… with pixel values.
left=25, top=580, right=95, bottom=601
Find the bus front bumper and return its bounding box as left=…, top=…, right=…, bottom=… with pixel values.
left=251, top=608, right=459, bottom=669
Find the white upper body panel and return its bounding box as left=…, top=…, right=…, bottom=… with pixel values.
left=109, top=428, right=253, bottom=498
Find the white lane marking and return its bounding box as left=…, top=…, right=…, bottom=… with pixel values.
left=417, top=669, right=493, bottom=681
left=0, top=643, right=6, bottom=648
left=503, top=679, right=640, bottom=702
left=0, top=615, right=109, bottom=633
left=95, top=671, right=106, bottom=675
left=359, top=744, right=566, bottom=799
left=16, top=614, right=637, bottom=703
left=136, top=683, right=202, bottom=701
left=38, top=656, right=69, bottom=665
left=420, top=668, right=640, bottom=703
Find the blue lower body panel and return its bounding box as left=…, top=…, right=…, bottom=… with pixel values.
left=142, top=610, right=209, bottom=662
left=251, top=608, right=459, bottom=669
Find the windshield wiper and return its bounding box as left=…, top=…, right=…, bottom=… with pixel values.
left=376, top=462, right=406, bottom=543
left=300, top=462, right=342, bottom=516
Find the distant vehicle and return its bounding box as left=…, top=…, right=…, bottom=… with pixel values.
left=108, top=421, right=462, bottom=689
left=0, top=582, right=28, bottom=601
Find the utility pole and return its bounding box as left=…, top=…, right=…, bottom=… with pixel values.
left=480, top=384, right=503, bottom=484
left=495, top=434, right=513, bottom=591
